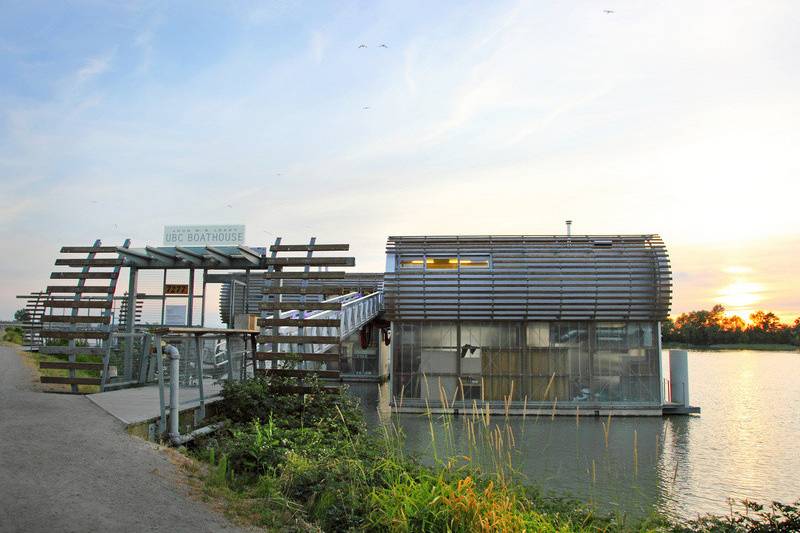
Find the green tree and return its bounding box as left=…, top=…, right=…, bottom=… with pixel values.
left=13, top=308, right=30, bottom=323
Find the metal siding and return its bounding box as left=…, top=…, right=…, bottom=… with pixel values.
left=384, top=235, right=671, bottom=321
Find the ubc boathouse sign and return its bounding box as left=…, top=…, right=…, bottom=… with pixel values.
left=163, top=225, right=245, bottom=246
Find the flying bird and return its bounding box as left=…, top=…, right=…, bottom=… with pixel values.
left=226, top=204, right=232, bottom=208
left=379, top=43, right=388, bottom=48
left=362, top=106, right=370, bottom=110
left=603, top=9, right=615, bottom=14
left=358, top=44, right=367, bottom=48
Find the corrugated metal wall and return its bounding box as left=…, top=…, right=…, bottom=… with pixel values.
left=384, top=235, right=671, bottom=321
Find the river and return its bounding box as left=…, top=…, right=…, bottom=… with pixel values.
left=353, top=349, right=800, bottom=521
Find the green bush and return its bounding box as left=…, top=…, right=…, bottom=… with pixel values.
left=676, top=499, right=800, bottom=532
left=3, top=326, right=23, bottom=344
left=219, top=376, right=366, bottom=435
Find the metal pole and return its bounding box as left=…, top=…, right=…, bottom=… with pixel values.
left=195, top=335, right=205, bottom=419
left=138, top=333, right=151, bottom=385
left=166, top=342, right=180, bottom=440
left=226, top=335, right=234, bottom=381
left=155, top=335, right=166, bottom=435
left=124, top=266, right=138, bottom=381
left=187, top=268, right=195, bottom=326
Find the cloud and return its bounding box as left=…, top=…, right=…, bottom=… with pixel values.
left=75, top=51, right=115, bottom=85
left=308, top=31, right=327, bottom=65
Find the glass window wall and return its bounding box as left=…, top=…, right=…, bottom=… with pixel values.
left=392, top=319, right=661, bottom=407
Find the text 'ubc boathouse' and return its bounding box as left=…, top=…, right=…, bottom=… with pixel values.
left=19, top=231, right=696, bottom=417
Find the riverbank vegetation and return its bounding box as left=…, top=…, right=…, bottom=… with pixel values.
left=185, top=377, right=798, bottom=532
left=663, top=305, right=800, bottom=348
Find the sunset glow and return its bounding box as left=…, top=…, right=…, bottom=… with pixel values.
left=717, top=281, right=764, bottom=309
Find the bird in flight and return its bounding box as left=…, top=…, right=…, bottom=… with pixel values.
left=358, top=44, right=367, bottom=48
left=379, top=43, right=388, bottom=48
left=603, top=9, right=615, bottom=14
left=226, top=204, right=232, bottom=208
left=363, top=106, right=370, bottom=110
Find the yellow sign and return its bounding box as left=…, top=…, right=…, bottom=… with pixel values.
left=164, top=284, right=189, bottom=295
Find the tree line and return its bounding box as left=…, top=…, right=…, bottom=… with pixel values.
left=663, top=305, right=800, bottom=346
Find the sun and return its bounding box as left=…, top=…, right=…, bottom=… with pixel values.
left=716, top=280, right=763, bottom=321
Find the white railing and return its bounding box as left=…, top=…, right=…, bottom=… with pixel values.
left=339, top=291, right=383, bottom=339
left=261, top=291, right=383, bottom=356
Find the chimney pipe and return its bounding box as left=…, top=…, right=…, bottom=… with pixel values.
left=566, top=220, right=572, bottom=238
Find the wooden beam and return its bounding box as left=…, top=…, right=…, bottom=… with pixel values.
left=263, top=257, right=355, bottom=267
left=54, top=259, right=124, bottom=267
left=50, top=272, right=118, bottom=280
left=40, top=376, right=101, bottom=386
left=40, top=330, right=109, bottom=340
left=40, top=316, right=111, bottom=324
left=262, top=286, right=344, bottom=295
left=258, top=318, right=339, bottom=327
left=39, top=361, right=103, bottom=371
left=46, top=286, right=114, bottom=294
left=40, top=346, right=106, bottom=356
left=257, top=335, right=340, bottom=344
left=269, top=244, right=350, bottom=252
left=45, top=300, right=112, bottom=309
left=262, top=271, right=347, bottom=279
left=254, top=352, right=339, bottom=362
left=259, top=302, right=342, bottom=311
left=60, top=246, right=118, bottom=253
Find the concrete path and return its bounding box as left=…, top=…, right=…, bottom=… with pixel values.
left=0, top=344, right=248, bottom=533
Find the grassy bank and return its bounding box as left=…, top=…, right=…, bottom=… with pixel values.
left=181, top=377, right=798, bottom=532
left=664, top=342, right=799, bottom=352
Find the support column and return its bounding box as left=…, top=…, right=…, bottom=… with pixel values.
left=124, top=267, right=138, bottom=381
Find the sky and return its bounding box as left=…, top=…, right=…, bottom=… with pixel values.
left=1, top=0, right=798, bottom=323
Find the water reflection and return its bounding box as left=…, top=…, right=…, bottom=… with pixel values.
left=349, top=350, right=800, bottom=521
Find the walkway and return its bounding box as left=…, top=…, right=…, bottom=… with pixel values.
left=0, top=343, right=246, bottom=533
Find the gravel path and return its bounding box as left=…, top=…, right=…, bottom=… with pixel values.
left=0, top=344, right=247, bottom=533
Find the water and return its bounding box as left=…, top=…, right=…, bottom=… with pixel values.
left=352, top=350, right=800, bottom=521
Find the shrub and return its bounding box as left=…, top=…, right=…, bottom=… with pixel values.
left=3, top=326, right=23, bottom=344
left=219, top=376, right=366, bottom=436
left=676, top=499, right=800, bottom=532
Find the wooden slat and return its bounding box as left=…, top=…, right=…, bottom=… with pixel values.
left=50, top=272, right=118, bottom=280
left=262, top=257, right=355, bottom=267
left=262, top=286, right=344, bottom=295
left=269, top=244, right=350, bottom=252
left=40, top=330, right=109, bottom=340
left=263, top=271, right=347, bottom=280
left=46, top=286, right=114, bottom=294
left=55, top=259, right=123, bottom=267
left=40, top=376, right=101, bottom=386
left=40, top=346, right=106, bottom=356
left=45, top=300, right=112, bottom=309
left=263, top=369, right=340, bottom=378
left=259, top=302, right=342, bottom=311
left=39, top=361, right=104, bottom=371
left=60, top=246, right=119, bottom=253
left=257, top=335, right=340, bottom=344
left=254, top=352, right=339, bottom=362
left=258, top=318, right=340, bottom=327
left=41, top=316, right=111, bottom=324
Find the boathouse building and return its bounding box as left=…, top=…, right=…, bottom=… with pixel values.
left=383, top=235, right=673, bottom=413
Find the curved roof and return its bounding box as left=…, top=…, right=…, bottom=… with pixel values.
left=384, top=235, right=671, bottom=321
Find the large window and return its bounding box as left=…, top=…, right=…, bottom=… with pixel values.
left=392, top=320, right=661, bottom=407
left=397, top=255, right=490, bottom=271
